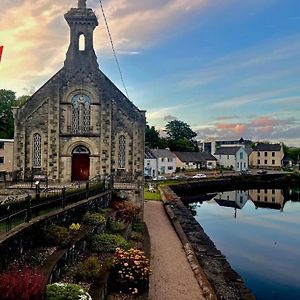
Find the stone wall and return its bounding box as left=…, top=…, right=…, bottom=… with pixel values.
left=0, top=191, right=111, bottom=271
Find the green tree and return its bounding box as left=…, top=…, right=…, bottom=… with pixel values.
left=145, top=125, right=161, bottom=148
left=0, top=89, right=16, bottom=139
left=165, top=120, right=199, bottom=152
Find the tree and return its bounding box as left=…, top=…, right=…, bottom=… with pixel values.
left=165, top=120, right=199, bottom=152
left=145, top=125, right=161, bottom=148
left=0, top=89, right=16, bottom=139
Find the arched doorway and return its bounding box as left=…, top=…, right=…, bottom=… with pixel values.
left=71, top=145, right=90, bottom=181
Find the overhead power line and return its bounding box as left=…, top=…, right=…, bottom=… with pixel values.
left=98, top=0, right=130, bottom=100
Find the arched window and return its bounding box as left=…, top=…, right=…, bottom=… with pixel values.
left=33, top=133, right=41, bottom=168
left=71, top=94, right=91, bottom=133
left=118, top=135, right=126, bottom=169
left=79, top=34, right=85, bottom=51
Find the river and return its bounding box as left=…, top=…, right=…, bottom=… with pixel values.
left=185, top=188, right=300, bottom=300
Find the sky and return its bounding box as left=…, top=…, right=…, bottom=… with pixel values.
left=0, top=0, right=300, bottom=146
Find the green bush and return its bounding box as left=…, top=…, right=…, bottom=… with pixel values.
left=75, top=256, right=105, bottom=282
left=45, top=224, right=70, bottom=247
left=131, top=231, right=144, bottom=242
left=46, top=283, right=91, bottom=300
left=90, top=233, right=131, bottom=253
left=132, top=221, right=145, bottom=233
left=83, top=212, right=106, bottom=226
left=107, top=219, right=127, bottom=233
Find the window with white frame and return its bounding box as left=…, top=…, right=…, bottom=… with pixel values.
left=71, top=94, right=91, bottom=133
left=118, top=135, right=126, bottom=169
left=33, top=133, right=42, bottom=167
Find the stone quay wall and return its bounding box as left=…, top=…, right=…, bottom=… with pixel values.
left=160, top=186, right=255, bottom=300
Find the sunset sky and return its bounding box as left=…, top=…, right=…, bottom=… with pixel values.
left=0, top=0, right=300, bottom=146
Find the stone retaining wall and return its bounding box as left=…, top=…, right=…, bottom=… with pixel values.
left=161, top=186, right=255, bottom=300
left=0, top=191, right=111, bottom=271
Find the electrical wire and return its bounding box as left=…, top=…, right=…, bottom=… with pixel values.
left=98, top=0, right=130, bottom=100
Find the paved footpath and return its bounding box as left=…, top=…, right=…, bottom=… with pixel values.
left=144, top=201, right=205, bottom=300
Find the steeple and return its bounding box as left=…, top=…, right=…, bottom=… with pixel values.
left=78, top=0, right=87, bottom=9
left=64, top=0, right=99, bottom=71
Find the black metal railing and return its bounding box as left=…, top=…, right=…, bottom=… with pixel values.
left=0, top=176, right=111, bottom=235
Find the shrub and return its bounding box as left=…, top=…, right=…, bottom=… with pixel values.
left=45, top=224, right=70, bottom=247
left=132, top=221, right=145, bottom=233
left=75, top=256, right=106, bottom=282
left=90, top=233, right=131, bottom=253
left=110, top=248, right=150, bottom=295
left=83, top=212, right=106, bottom=226
left=46, top=283, right=91, bottom=300
left=0, top=266, right=46, bottom=300
left=107, top=219, right=127, bottom=233
left=131, top=231, right=144, bottom=242
left=69, top=223, right=81, bottom=232
left=113, top=201, right=140, bottom=222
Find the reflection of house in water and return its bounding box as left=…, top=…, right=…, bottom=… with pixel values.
left=213, top=190, right=249, bottom=210
left=249, top=189, right=284, bottom=211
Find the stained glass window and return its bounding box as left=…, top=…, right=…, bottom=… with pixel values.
left=118, top=135, right=126, bottom=169
left=71, top=94, right=91, bottom=134
left=33, top=133, right=41, bottom=167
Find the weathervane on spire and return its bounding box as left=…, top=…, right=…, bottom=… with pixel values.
left=78, top=0, right=87, bottom=9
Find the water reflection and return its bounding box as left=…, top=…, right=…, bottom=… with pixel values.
left=187, top=188, right=300, bottom=300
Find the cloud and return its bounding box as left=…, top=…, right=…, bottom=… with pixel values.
left=163, top=114, right=177, bottom=121
left=216, top=115, right=239, bottom=121
left=0, top=0, right=208, bottom=94
left=195, top=115, right=300, bottom=146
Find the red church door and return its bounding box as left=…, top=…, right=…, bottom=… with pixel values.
left=71, top=146, right=90, bottom=181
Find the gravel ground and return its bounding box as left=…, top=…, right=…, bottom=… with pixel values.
left=144, top=201, right=205, bottom=300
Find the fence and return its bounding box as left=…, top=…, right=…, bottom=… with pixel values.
left=0, top=176, right=112, bottom=235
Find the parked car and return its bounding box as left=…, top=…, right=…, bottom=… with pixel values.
left=192, top=173, right=207, bottom=179
left=240, top=170, right=250, bottom=176
left=153, top=175, right=167, bottom=181
left=257, top=170, right=268, bottom=175
left=144, top=175, right=153, bottom=180
left=173, top=175, right=188, bottom=180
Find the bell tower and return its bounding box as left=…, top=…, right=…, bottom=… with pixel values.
left=64, top=0, right=99, bottom=71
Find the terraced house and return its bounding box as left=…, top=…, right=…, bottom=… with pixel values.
left=249, top=143, right=284, bottom=170
left=13, top=0, right=145, bottom=202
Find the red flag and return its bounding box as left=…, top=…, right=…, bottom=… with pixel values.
left=0, top=46, right=3, bottom=63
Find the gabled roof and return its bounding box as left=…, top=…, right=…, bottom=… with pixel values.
left=214, top=146, right=244, bottom=155
left=145, top=147, right=156, bottom=159
left=252, top=143, right=282, bottom=151
left=150, top=148, right=176, bottom=159
left=173, top=151, right=217, bottom=162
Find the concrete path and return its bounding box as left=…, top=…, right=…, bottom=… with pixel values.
left=144, top=200, right=205, bottom=300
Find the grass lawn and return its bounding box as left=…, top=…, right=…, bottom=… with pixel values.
left=144, top=190, right=162, bottom=201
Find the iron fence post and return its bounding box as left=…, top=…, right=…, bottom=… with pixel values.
left=6, top=205, right=11, bottom=232
left=26, top=195, right=32, bottom=222
left=86, top=181, right=89, bottom=199
left=62, top=187, right=66, bottom=209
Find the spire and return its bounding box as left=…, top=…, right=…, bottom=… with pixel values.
left=64, top=1, right=99, bottom=71
left=78, top=0, right=87, bottom=9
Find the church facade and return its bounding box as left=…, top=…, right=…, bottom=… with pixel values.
left=13, top=0, right=145, bottom=195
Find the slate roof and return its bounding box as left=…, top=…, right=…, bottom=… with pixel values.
left=214, top=146, right=243, bottom=155
left=150, top=149, right=176, bottom=159
left=144, top=147, right=156, bottom=159
left=252, top=143, right=282, bottom=151
left=173, top=151, right=217, bottom=162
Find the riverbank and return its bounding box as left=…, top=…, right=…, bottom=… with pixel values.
left=160, top=186, right=255, bottom=299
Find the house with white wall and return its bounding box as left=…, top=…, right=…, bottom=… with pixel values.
left=214, top=146, right=249, bottom=172
left=144, top=147, right=157, bottom=177
left=150, top=149, right=176, bottom=175
left=173, top=151, right=217, bottom=170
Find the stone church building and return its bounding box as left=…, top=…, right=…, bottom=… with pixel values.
left=13, top=0, right=145, bottom=200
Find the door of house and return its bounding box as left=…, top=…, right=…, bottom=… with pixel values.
left=71, top=146, right=90, bottom=181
